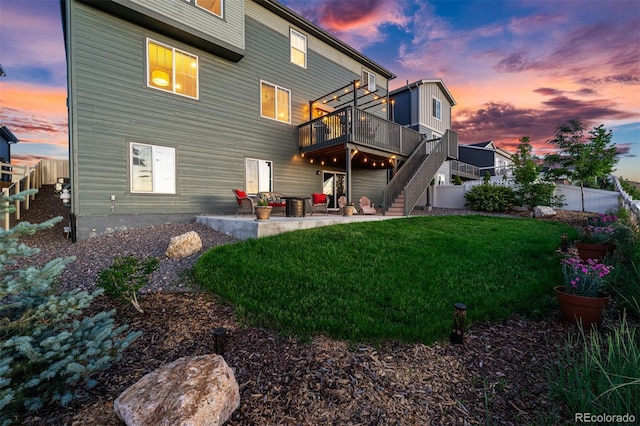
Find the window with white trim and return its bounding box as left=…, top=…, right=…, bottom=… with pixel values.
left=290, top=28, right=307, bottom=68
left=183, top=0, right=223, bottom=18
left=261, top=81, right=291, bottom=123
left=147, top=38, right=199, bottom=99
left=432, top=97, right=442, bottom=120
left=361, top=69, right=376, bottom=91
left=130, top=142, right=176, bottom=194
left=245, top=158, right=272, bottom=194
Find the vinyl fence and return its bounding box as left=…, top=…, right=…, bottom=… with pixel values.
left=432, top=177, right=636, bottom=221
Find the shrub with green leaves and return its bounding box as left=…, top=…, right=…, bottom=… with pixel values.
left=97, top=255, right=159, bottom=313
left=464, top=183, right=515, bottom=212
left=0, top=190, right=141, bottom=425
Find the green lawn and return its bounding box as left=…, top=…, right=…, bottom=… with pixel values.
left=195, top=215, right=577, bottom=344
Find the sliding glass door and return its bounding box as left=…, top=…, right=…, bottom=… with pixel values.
left=322, top=171, right=345, bottom=209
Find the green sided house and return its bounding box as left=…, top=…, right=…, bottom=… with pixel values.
left=61, top=0, right=457, bottom=240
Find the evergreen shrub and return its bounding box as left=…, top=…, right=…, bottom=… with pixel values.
left=0, top=190, right=141, bottom=424
left=464, top=183, right=515, bottom=212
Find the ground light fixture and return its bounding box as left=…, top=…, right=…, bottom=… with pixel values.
left=451, top=303, right=467, bottom=345
left=561, top=234, right=569, bottom=252
left=213, top=327, right=227, bottom=356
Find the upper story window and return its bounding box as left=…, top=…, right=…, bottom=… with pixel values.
left=432, top=97, right=442, bottom=120
left=261, top=81, right=291, bottom=124
left=361, top=70, right=376, bottom=91
left=184, top=0, right=224, bottom=18
left=147, top=39, right=199, bottom=99
left=290, top=29, right=307, bottom=68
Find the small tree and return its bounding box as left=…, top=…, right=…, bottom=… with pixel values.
left=545, top=119, right=618, bottom=211
left=512, top=136, right=564, bottom=211
left=0, top=190, right=141, bottom=423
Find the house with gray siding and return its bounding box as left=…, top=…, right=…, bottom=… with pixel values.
left=458, top=141, right=514, bottom=178
left=0, top=124, right=19, bottom=183
left=61, top=0, right=457, bottom=240
left=389, top=79, right=456, bottom=186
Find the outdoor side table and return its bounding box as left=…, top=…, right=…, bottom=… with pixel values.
left=282, top=196, right=310, bottom=217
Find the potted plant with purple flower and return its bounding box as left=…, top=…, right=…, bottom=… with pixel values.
left=554, top=256, right=613, bottom=329
left=575, top=224, right=616, bottom=261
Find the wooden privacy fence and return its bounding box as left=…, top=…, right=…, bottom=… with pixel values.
left=1, top=159, right=58, bottom=230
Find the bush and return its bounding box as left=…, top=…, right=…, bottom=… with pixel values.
left=464, top=184, right=515, bottom=212
left=513, top=182, right=565, bottom=211
left=549, top=315, right=640, bottom=418
left=97, top=255, right=159, bottom=313
left=607, top=219, right=640, bottom=318
left=0, top=190, right=141, bottom=423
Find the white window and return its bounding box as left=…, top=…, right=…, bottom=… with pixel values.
left=361, top=70, right=376, bottom=91
left=261, top=81, right=291, bottom=123
left=432, top=97, right=442, bottom=120
left=245, top=158, right=272, bottom=194
left=147, top=38, right=199, bottom=99
left=290, top=29, right=307, bottom=68
left=130, top=142, right=176, bottom=194
left=183, top=0, right=223, bottom=18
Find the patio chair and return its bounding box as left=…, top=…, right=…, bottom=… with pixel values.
left=308, top=193, right=329, bottom=215
left=359, top=196, right=376, bottom=215
left=232, top=189, right=255, bottom=217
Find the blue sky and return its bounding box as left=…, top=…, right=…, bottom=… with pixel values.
left=1, top=0, right=639, bottom=180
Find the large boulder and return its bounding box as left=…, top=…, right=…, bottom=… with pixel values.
left=165, top=231, right=202, bottom=258
left=114, top=354, right=240, bottom=426
left=533, top=206, right=556, bottom=218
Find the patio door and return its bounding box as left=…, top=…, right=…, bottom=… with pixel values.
left=322, top=171, right=345, bottom=209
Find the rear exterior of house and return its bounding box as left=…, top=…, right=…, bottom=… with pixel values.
left=62, top=0, right=457, bottom=240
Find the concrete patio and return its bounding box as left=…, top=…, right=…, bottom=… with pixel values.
left=196, top=213, right=405, bottom=240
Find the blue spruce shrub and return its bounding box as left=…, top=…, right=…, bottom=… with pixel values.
left=0, top=189, right=141, bottom=424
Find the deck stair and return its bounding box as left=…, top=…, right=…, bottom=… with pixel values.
left=385, top=192, right=405, bottom=216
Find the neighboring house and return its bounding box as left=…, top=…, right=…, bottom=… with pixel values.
left=61, top=0, right=457, bottom=240
left=457, top=141, right=513, bottom=178
left=0, top=64, right=6, bottom=77
left=0, top=124, right=19, bottom=183
left=389, top=79, right=456, bottom=186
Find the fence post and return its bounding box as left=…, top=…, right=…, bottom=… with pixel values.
left=25, top=171, right=31, bottom=209
left=2, top=187, right=9, bottom=231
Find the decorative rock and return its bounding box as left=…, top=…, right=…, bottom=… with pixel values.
left=114, top=354, right=240, bottom=426
left=533, top=206, right=556, bottom=218
left=165, top=231, right=202, bottom=258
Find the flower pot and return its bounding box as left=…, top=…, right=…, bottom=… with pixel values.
left=575, top=241, right=615, bottom=261
left=343, top=205, right=356, bottom=216
left=554, top=286, right=610, bottom=329
left=255, top=206, right=272, bottom=221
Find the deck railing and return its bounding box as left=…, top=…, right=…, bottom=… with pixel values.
left=298, top=106, right=423, bottom=157
left=381, top=129, right=457, bottom=215
left=450, top=160, right=480, bottom=178
left=1, top=161, right=44, bottom=230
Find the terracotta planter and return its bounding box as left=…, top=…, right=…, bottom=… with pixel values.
left=554, top=286, right=610, bottom=329
left=343, top=205, right=356, bottom=216
left=255, top=206, right=272, bottom=221
left=575, top=241, right=615, bottom=261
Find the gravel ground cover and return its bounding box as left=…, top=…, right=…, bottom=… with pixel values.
left=13, top=186, right=585, bottom=425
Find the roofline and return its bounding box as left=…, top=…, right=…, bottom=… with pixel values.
left=389, top=79, right=456, bottom=106
left=0, top=125, right=19, bottom=143
left=255, top=0, right=396, bottom=80
left=0, top=64, right=5, bottom=77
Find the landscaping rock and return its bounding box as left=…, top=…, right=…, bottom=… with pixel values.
left=114, top=354, right=240, bottom=426
left=165, top=231, right=202, bottom=258
left=533, top=206, right=556, bottom=218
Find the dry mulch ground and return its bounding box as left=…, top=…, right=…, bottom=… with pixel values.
left=14, top=189, right=597, bottom=425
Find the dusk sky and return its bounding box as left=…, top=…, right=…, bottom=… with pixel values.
left=1, top=0, right=639, bottom=181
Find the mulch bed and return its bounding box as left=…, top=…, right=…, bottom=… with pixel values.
left=14, top=192, right=599, bottom=425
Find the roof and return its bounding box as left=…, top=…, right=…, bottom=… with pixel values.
left=388, top=79, right=456, bottom=106
left=256, top=0, right=396, bottom=80
left=460, top=141, right=513, bottom=158
left=0, top=124, right=19, bottom=143
left=0, top=64, right=5, bottom=77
